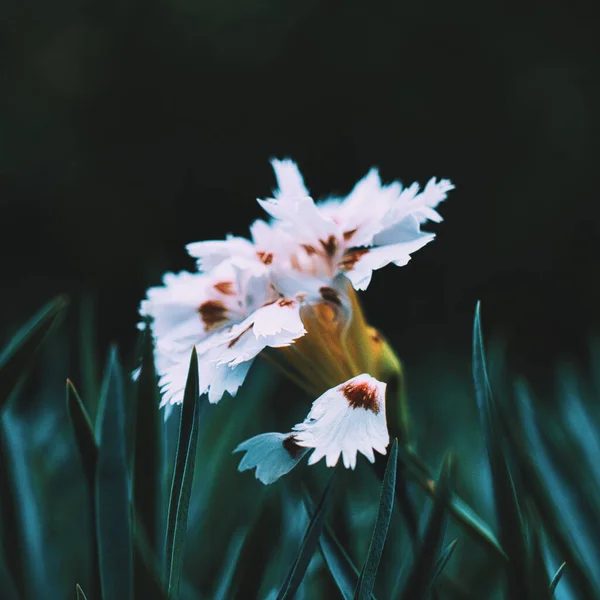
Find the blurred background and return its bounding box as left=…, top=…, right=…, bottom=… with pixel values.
left=2, top=2, right=600, bottom=599
left=2, top=0, right=599, bottom=377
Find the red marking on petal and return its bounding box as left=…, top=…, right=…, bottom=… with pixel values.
left=278, top=298, right=295, bottom=308
left=301, top=244, right=318, bottom=256
left=319, top=286, right=342, bottom=306
left=282, top=435, right=304, bottom=459
left=227, top=324, right=253, bottom=348
left=214, top=281, right=235, bottom=295
left=320, top=235, right=339, bottom=257
left=198, top=300, right=228, bottom=330
left=343, top=228, right=358, bottom=242
left=257, top=251, right=274, bottom=265
left=340, top=380, right=380, bottom=414
left=339, top=247, right=370, bottom=271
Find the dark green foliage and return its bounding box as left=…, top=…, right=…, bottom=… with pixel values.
left=354, top=439, right=398, bottom=600
left=2, top=298, right=599, bottom=599
left=96, top=349, right=133, bottom=600
left=276, top=471, right=337, bottom=600
left=165, top=348, right=200, bottom=598
left=0, top=295, right=68, bottom=411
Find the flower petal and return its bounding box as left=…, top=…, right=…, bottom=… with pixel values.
left=292, top=374, right=389, bottom=469
left=341, top=233, right=435, bottom=291
left=270, top=158, right=310, bottom=200
left=234, top=432, right=309, bottom=484
left=217, top=298, right=307, bottom=368
left=186, top=235, right=257, bottom=271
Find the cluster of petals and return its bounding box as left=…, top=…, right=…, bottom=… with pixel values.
left=235, top=374, right=389, bottom=484
left=139, top=158, right=453, bottom=410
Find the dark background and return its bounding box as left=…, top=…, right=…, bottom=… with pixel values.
left=2, top=0, right=599, bottom=385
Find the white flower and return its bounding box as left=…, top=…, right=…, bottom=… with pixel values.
left=234, top=374, right=389, bottom=483
left=139, top=258, right=306, bottom=406
left=258, top=159, right=454, bottom=290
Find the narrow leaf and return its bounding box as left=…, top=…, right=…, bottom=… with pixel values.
left=473, top=302, right=528, bottom=598
left=67, top=379, right=98, bottom=487
left=303, top=491, right=374, bottom=600
left=396, top=443, right=505, bottom=559
left=276, top=471, right=337, bottom=600
left=67, top=379, right=102, bottom=600
left=0, top=295, right=68, bottom=411
left=133, top=324, right=162, bottom=554
left=76, top=584, right=90, bottom=600
left=400, top=453, right=455, bottom=600
left=165, top=348, right=200, bottom=598
left=549, top=563, right=566, bottom=594
left=133, top=515, right=169, bottom=600
left=414, top=539, right=459, bottom=600
left=95, top=348, right=133, bottom=600
left=354, top=439, right=398, bottom=600
left=213, top=529, right=247, bottom=600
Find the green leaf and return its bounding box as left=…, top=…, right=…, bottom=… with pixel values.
left=473, top=302, right=528, bottom=598
left=133, top=515, right=169, bottom=600
left=505, top=383, right=597, bottom=599
left=95, top=348, right=133, bottom=600
left=303, top=490, right=373, bottom=600
left=66, top=379, right=102, bottom=600
left=76, top=584, right=90, bottom=600
left=320, top=522, right=362, bottom=600
left=395, top=443, right=505, bottom=560
left=0, top=412, right=52, bottom=599
left=67, top=379, right=98, bottom=488
left=399, top=453, right=455, bottom=600
left=133, top=324, right=162, bottom=555
left=165, top=348, right=200, bottom=599
left=276, top=470, right=337, bottom=600
left=213, top=529, right=247, bottom=600
left=549, top=562, right=566, bottom=595
left=528, top=513, right=552, bottom=599
left=354, top=439, right=398, bottom=600
left=428, top=539, right=459, bottom=591
left=0, top=295, right=68, bottom=411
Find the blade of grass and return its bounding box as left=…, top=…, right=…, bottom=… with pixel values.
left=424, top=539, right=459, bottom=597
left=513, top=383, right=598, bottom=598
left=354, top=439, right=398, bottom=600
left=95, top=348, right=133, bottom=600
left=67, top=379, right=98, bottom=487
left=213, top=529, right=248, bottom=600
left=303, top=490, right=375, bottom=600
left=79, top=290, right=100, bottom=422
left=396, top=443, right=505, bottom=559
left=133, top=514, right=169, bottom=600
left=76, top=584, right=90, bottom=600
left=549, top=563, right=566, bottom=595
left=133, top=324, right=162, bottom=556
left=165, top=348, right=200, bottom=599
left=473, top=302, right=528, bottom=598
left=0, top=295, right=68, bottom=411
left=399, top=453, right=455, bottom=600
left=276, top=470, right=337, bottom=600
left=67, top=379, right=101, bottom=600
left=0, top=412, right=51, bottom=599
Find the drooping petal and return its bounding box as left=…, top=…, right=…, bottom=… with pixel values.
left=234, top=432, right=309, bottom=484
left=292, top=374, right=389, bottom=469
left=217, top=298, right=307, bottom=368
left=340, top=233, right=435, bottom=291
left=270, top=158, right=310, bottom=201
